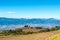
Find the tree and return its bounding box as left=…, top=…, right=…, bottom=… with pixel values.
left=24, top=25, right=29, bottom=27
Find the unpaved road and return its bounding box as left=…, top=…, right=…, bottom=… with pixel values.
left=0, top=30, right=60, bottom=40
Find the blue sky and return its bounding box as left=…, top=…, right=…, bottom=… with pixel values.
left=0, top=0, right=60, bottom=19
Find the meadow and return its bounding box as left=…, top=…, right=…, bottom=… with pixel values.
left=0, top=25, right=60, bottom=40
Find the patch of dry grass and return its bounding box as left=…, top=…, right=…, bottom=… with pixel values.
left=0, top=30, right=60, bottom=40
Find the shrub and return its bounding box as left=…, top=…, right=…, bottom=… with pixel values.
left=1, top=29, right=23, bottom=35
left=35, top=27, right=42, bottom=29
left=55, top=26, right=60, bottom=30
left=24, top=25, right=29, bottom=28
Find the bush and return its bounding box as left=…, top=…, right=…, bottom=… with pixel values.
left=15, top=29, right=23, bottom=34
left=24, top=25, right=29, bottom=27
left=55, top=26, right=60, bottom=30
left=1, top=29, right=23, bottom=35
left=40, top=28, right=50, bottom=32
left=26, top=32, right=33, bottom=34
left=50, top=28, right=56, bottom=31
left=50, top=26, right=60, bottom=31
left=35, top=27, right=42, bottom=29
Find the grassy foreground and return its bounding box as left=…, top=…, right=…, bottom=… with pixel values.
left=0, top=30, right=60, bottom=40
left=0, top=25, right=60, bottom=40
left=48, top=32, right=60, bottom=40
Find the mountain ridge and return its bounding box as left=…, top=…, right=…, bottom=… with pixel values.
left=0, top=17, right=60, bottom=30
left=0, top=17, right=60, bottom=25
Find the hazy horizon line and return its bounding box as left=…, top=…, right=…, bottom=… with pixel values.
left=0, top=17, right=60, bottom=19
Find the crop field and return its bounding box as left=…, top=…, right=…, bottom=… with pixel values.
left=48, top=33, right=60, bottom=40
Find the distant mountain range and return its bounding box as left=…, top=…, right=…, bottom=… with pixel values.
left=0, top=17, right=60, bottom=30
left=0, top=17, right=60, bottom=25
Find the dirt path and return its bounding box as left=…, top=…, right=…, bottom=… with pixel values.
left=0, top=30, right=60, bottom=40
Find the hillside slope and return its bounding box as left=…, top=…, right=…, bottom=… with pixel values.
left=0, top=30, right=60, bottom=40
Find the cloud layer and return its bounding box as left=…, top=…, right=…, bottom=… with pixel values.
left=8, top=12, right=16, bottom=13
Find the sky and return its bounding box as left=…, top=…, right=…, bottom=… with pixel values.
left=0, top=0, right=60, bottom=19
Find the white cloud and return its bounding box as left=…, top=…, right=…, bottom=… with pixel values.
left=8, top=12, right=16, bottom=13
